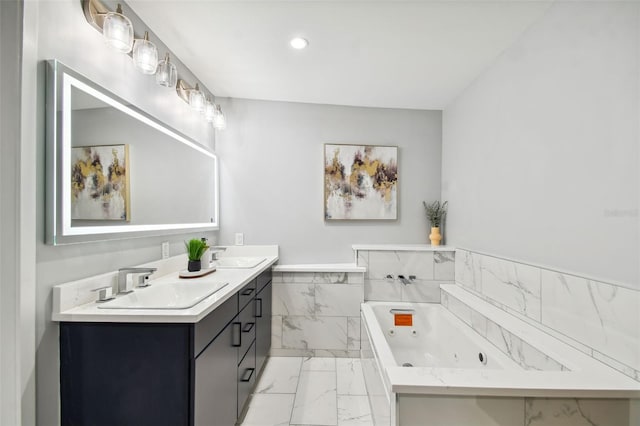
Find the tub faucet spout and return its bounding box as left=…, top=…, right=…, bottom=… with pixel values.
left=397, top=275, right=415, bottom=285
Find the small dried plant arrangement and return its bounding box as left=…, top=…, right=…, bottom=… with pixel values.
left=423, top=200, right=448, bottom=228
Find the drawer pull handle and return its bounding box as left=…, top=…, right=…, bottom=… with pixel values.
left=243, top=322, right=255, bottom=333
left=255, top=298, right=263, bottom=318
left=232, top=322, right=242, bottom=347
left=240, top=368, right=255, bottom=382
left=241, top=288, right=255, bottom=296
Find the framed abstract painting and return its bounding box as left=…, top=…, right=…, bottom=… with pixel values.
left=324, top=143, right=398, bottom=220
left=70, top=144, right=130, bottom=221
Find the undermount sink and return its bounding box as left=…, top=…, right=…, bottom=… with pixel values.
left=215, top=256, right=266, bottom=269
left=98, top=281, right=229, bottom=310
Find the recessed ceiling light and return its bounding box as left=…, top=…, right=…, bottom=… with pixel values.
left=290, top=37, right=308, bottom=50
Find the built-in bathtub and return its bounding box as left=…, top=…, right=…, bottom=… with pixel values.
left=360, top=285, right=640, bottom=426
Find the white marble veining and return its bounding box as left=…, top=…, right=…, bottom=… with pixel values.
left=337, top=396, right=373, bottom=426
left=362, top=287, right=640, bottom=398
left=337, top=359, right=367, bottom=395
left=254, top=357, right=302, bottom=394
left=434, top=250, right=456, bottom=280
left=481, top=254, right=541, bottom=321
left=271, top=315, right=283, bottom=349
left=302, top=356, right=336, bottom=372
left=541, top=270, right=640, bottom=372
left=315, top=284, right=363, bottom=317
left=455, top=249, right=640, bottom=382
left=52, top=246, right=279, bottom=323
left=272, top=283, right=315, bottom=316
left=290, top=371, right=337, bottom=425
left=524, top=398, right=632, bottom=426
left=347, top=317, right=361, bottom=351
left=455, top=249, right=482, bottom=292
left=272, top=263, right=366, bottom=273
left=282, top=316, right=348, bottom=351
left=274, top=268, right=365, bottom=355
left=242, top=356, right=371, bottom=426
left=241, top=394, right=295, bottom=426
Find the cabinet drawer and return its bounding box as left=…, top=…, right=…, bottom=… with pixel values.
left=238, top=301, right=256, bottom=362
left=237, top=340, right=256, bottom=419
left=256, top=270, right=272, bottom=293
left=238, top=279, right=256, bottom=310
left=194, top=294, right=238, bottom=357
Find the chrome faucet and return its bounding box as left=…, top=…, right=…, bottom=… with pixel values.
left=117, top=267, right=157, bottom=294
left=209, top=246, right=227, bottom=261
left=397, top=275, right=416, bottom=285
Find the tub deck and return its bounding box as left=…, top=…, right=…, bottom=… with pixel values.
left=361, top=285, right=640, bottom=398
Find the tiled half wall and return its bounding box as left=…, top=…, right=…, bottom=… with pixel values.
left=455, top=249, right=640, bottom=382
left=355, top=248, right=456, bottom=302
left=271, top=266, right=365, bottom=358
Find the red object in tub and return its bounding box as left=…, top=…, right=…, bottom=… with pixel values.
left=394, top=313, right=413, bottom=326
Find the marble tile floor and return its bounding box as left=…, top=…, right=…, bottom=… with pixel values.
left=240, top=357, right=372, bottom=426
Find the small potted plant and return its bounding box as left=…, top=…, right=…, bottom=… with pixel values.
left=423, top=200, right=448, bottom=246
left=185, top=238, right=209, bottom=272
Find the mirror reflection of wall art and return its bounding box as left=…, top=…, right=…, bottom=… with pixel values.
left=71, top=144, right=130, bottom=221
left=324, top=144, right=398, bottom=220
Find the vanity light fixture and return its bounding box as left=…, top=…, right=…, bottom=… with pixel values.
left=82, top=0, right=225, bottom=130
left=212, top=105, right=226, bottom=130
left=189, top=84, right=206, bottom=112
left=290, top=37, right=309, bottom=50
left=204, top=99, right=216, bottom=123
left=132, top=31, right=158, bottom=75
left=156, top=53, right=177, bottom=88
left=83, top=0, right=134, bottom=53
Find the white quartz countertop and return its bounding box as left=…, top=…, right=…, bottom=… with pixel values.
left=352, top=244, right=455, bottom=252
left=52, top=247, right=278, bottom=323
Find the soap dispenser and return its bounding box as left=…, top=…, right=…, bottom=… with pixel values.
left=200, top=237, right=211, bottom=269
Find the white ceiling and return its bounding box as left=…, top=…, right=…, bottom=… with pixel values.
left=128, top=1, right=552, bottom=110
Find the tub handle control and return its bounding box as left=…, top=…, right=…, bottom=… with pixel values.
left=390, top=308, right=415, bottom=314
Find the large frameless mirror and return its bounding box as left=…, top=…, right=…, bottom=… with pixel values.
left=45, top=60, right=219, bottom=245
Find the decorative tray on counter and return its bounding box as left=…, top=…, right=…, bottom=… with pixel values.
left=179, top=267, right=216, bottom=279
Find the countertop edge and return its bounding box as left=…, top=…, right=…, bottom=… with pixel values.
left=53, top=256, right=279, bottom=323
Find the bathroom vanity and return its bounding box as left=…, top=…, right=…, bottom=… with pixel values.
left=53, top=248, right=277, bottom=426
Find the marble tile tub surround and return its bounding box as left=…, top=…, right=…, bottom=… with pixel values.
left=271, top=264, right=365, bottom=357
left=455, top=248, right=640, bottom=381
left=354, top=244, right=455, bottom=303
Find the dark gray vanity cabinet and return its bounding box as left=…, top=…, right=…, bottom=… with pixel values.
left=255, top=276, right=272, bottom=375
left=194, top=297, right=240, bottom=426
left=59, top=269, right=272, bottom=426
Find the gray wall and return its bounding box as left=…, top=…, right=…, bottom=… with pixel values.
left=216, top=98, right=442, bottom=264
left=26, top=1, right=218, bottom=424
left=441, top=1, right=639, bottom=287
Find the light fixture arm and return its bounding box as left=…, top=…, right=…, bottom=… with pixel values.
left=176, top=79, right=192, bottom=104
left=82, top=0, right=110, bottom=31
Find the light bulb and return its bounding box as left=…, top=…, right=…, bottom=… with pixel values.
left=189, top=84, right=205, bottom=112
left=156, top=53, right=177, bottom=88
left=204, top=100, right=216, bottom=122
left=102, top=4, right=133, bottom=53
left=133, top=31, right=158, bottom=75
left=213, top=105, right=226, bottom=130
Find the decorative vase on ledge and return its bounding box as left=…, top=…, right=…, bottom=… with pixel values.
left=188, top=259, right=201, bottom=272
left=429, top=227, right=442, bottom=246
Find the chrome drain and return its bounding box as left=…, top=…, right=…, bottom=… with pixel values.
left=402, top=362, right=413, bottom=367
